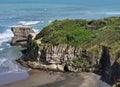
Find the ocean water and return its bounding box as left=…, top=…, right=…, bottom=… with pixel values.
left=0, top=0, right=120, bottom=85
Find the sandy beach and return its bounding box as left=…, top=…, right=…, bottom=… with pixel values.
left=0, top=70, right=102, bottom=87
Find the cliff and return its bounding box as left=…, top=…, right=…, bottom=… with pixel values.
left=15, top=17, right=120, bottom=85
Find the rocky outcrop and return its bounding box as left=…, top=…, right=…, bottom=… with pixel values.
left=17, top=35, right=97, bottom=72
left=14, top=17, right=120, bottom=87
left=16, top=58, right=64, bottom=71
left=11, top=25, right=34, bottom=47
left=27, top=44, right=83, bottom=64
left=95, top=46, right=111, bottom=84
left=13, top=24, right=118, bottom=74
left=111, top=51, right=120, bottom=84
left=99, top=46, right=111, bottom=74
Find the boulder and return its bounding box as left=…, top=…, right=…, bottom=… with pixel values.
left=57, top=64, right=64, bottom=71
left=11, top=25, right=34, bottom=47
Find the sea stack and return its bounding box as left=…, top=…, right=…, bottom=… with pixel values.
left=11, top=25, right=34, bottom=47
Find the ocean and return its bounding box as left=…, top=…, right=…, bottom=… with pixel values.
left=0, top=0, right=120, bottom=85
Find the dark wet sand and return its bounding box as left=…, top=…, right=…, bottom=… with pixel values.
left=0, top=70, right=102, bottom=87
left=0, top=72, right=29, bottom=86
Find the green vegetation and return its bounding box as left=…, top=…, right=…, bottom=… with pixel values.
left=66, top=57, right=92, bottom=72
left=72, top=57, right=90, bottom=66
left=35, top=17, right=120, bottom=54
left=31, top=40, right=39, bottom=50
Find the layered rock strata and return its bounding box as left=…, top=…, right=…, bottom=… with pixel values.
left=17, top=33, right=98, bottom=72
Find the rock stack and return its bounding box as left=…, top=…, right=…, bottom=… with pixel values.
left=11, top=25, right=34, bottom=47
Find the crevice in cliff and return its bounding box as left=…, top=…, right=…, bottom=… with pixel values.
left=97, top=46, right=111, bottom=84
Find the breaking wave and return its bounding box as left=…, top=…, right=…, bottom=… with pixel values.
left=0, top=58, right=26, bottom=75
left=18, top=21, right=40, bottom=25
left=0, top=29, right=13, bottom=47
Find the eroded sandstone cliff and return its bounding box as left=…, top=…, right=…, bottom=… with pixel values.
left=14, top=17, right=120, bottom=85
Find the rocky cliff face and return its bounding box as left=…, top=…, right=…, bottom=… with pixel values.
left=27, top=44, right=83, bottom=64
left=111, top=51, right=120, bottom=84
left=11, top=25, right=34, bottom=46
left=19, top=34, right=99, bottom=72
left=14, top=17, right=120, bottom=85
left=18, top=33, right=120, bottom=85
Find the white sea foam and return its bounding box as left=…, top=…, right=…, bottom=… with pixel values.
left=105, top=11, right=120, bottom=15
left=18, top=21, right=40, bottom=25
left=0, top=29, right=13, bottom=46
left=33, top=28, right=39, bottom=33
left=0, top=59, right=7, bottom=66
left=0, top=59, right=26, bottom=74
left=39, top=21, right=44, bottom=23
left=92, top=11, right=120, bottom=15
left=0, top=48, right=4, bottom=51
left=48, top=20, right=53, bottom=23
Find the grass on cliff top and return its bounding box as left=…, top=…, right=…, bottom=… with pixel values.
left=35, top=17, right=120, bottom=53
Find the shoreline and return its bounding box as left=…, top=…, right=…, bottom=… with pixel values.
left=0, top=70, right=102, bottom=87
left=0, top=71, right=29, bottom=86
